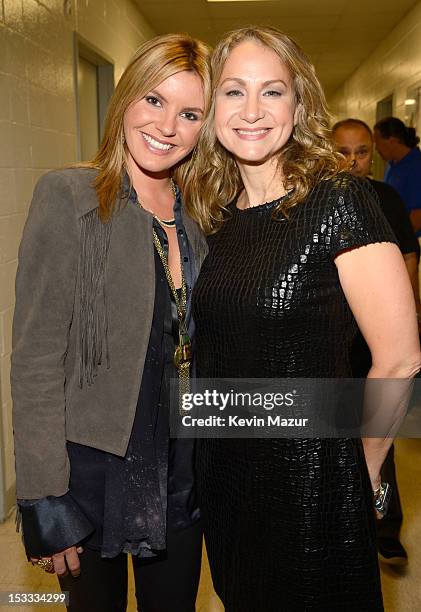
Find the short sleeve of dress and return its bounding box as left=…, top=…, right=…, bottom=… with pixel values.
left=328, top=174, right=398, bottom=260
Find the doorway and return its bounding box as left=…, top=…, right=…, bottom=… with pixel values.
left=74, top=36, right=115, bottom=162
left=404, top=83, right=421, bottom=135
left=373, top=95, right=393, bottom=180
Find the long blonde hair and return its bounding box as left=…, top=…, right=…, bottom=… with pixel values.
left=183, top=26, right=342, bottom=234
left=86, top=33, right=211, bottom=221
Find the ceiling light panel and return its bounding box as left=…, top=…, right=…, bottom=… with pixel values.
left=207, top=1, right=269, bottom=3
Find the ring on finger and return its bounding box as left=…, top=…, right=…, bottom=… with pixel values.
left=32, top=558, right=54, bottom=572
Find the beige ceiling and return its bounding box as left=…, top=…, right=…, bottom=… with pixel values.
left=134, top=0, right=419, bottom=97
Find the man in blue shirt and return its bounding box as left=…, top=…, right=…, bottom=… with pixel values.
left=374, top=116, right=421, bottom=235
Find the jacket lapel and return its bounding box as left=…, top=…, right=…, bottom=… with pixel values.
left=105, top=200, right=155, bottom=379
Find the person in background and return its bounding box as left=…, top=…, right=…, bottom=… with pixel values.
left=333, top=118, right=421, bottom=321
left=11, top=34, right=210, bottom=612
left=333, top=117, right=419, bottom=565
left=374, top=116, right=421, bottom=235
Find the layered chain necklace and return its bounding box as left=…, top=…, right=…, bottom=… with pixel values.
left=149, top=179, right=177, bottom=228
left=136, top=180, right=191, bottom=407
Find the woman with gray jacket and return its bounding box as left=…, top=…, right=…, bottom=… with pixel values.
left=11, top=33, right=210, bottom=612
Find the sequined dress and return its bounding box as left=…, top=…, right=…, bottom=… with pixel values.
left=192, top=175, right=396, bottom=611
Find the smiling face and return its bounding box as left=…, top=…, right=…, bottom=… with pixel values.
left=123, top=70, right=205, bottom=178
left=334, top=124, right=373, bottom=177
left=214, top=40, right=297, bottom=167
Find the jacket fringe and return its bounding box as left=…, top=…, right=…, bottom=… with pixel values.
left=78, top=209, right=112, bottom=387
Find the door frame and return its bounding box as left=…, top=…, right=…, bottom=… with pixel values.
left=73, top=33, right=115, bottom=161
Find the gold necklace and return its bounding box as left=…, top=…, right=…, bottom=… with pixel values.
left=137, top=179, right=177, bottom=228
left=152, top=228, right=191, bottom=413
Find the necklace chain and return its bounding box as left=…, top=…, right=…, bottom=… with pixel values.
left=136, top=179, right=190, bottom=409
left=136, top=179, right=177, bottom=228
left=152, top=227, right=191, bottom=413
left=152, top=228, right=187, bottom=319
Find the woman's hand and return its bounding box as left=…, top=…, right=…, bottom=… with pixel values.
left=30, top=546, right=83, bottom=577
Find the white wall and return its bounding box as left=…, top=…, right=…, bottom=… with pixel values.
left=0, top=0, right=154, bottom=518
left=329, top=1, right=421, bottom=128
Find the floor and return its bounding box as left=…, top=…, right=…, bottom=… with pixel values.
left=0, top=438, right=420, bottom=611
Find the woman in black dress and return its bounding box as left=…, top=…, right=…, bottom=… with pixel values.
left=185, top=27, right=421, bottom=611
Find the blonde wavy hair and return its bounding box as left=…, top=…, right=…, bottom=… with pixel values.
left=183, top=26, right=343, bottom=234
left=84, top=33, right=211, bottom=221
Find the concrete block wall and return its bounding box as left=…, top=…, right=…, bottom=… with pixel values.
left=329, top=1, right=421, bottom=130
left=0, top=0, right=154, bottom=518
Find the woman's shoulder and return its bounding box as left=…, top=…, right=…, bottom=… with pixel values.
left=306, top=172, right=380, bottom=217
left=309, top=172, right=372, bottom=200
left=34, top=167, right=99, bottom=218
left=309, top=173, right=397, bottom=257
left=36, top=167, right=98, bottom=194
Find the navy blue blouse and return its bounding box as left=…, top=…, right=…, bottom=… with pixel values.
left=66, top=230, right=199, bottom=558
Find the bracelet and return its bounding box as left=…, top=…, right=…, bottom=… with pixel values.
left=373, top=482, right=392, bottom=516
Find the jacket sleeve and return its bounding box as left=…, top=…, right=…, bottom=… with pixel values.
left=17, top=495, right=94, bottom=558
left=11, top=171, right=79, bottom=500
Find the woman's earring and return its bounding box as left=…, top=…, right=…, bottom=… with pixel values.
left=122, top=132, right=126, bottom=145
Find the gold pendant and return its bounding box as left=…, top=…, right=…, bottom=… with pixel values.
left=174, top=332, right=192, bottom=368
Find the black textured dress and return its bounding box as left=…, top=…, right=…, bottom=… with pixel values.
left=192, top=175, right=396, bottom=611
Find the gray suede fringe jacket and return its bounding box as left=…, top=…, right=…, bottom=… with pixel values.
left=11, top=168, right=208, bottom=556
